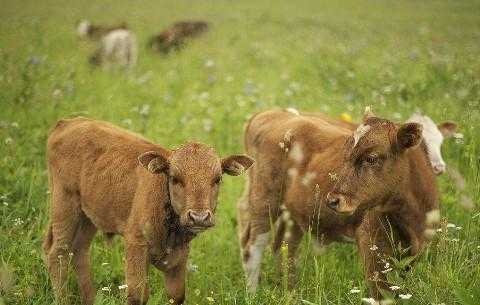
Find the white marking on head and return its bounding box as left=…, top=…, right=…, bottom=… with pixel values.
left=407, top=113, right=445, bottom=174
left=289, top=143, right=303, bottom=163
left=286, top=107, right=300, bottom=115
left=77, top=20, right=91, bottom=37
left=244, top=232, right=269, bottom=293
left=301, top=171, right=317, bottom=186
left=353, top=124, right=371, bottom=147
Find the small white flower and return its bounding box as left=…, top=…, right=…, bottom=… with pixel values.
left=370, top=245, right=378, bottom=251
left=205, top=59, right=215, bottom=68
left=389, top=285, right=400, bottom=291
left=350, top=287, right=361, bottom=294
left=381, top=268, right=393, bottom=274
left=101, top=286, right=111, bottom=292
left=361, top=297, right=379, bottom=305
left=118, top=284, right=128, bottom=290
left=436, top=228, right=443, bottom=233
left=446, top=223, right=456, bottom=228
left=399, top=293, right=412, bottom=300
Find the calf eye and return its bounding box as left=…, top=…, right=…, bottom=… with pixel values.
left=364, top=153, right=379, bottom=165
left=212, top=176, right=222, bottom=186
left=171, top=176, right=184, bottom=186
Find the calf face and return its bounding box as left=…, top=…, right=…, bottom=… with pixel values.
left=326, top=115, right=423, bottom=215
left=139, top=143, right=253, bottom=233
left=407, top=112, right=458, bottom=175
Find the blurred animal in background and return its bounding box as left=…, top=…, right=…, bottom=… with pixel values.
left=89, top=29, right=138, bottom=69
left=76, top=20, right=128, bottom=41
left=406, top=112, right=459, bottom=175
left=76, top=20, right=137, bottom=69
left=148, top=21, right=209, bottom=54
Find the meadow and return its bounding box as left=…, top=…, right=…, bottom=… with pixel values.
left=0, top=0, right=479, bottom=304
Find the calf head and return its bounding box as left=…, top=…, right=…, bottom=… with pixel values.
left=139, top=143, right=254, bottom=233
left=326, top=113, right=424, bottom=215
left=407, top=112, right=458, bottom=175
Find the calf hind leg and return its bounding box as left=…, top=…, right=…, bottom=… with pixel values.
left=72, top=215, right=97, bottom=305
left=44, top=188, right=82, bottom=304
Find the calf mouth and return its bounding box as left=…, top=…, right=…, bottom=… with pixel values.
left=187, top=224, right=214, bottom=233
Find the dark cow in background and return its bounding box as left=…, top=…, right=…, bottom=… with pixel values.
left=237, top=109, right=440, bottom=300
left=148, top=21, right=209, bottom=54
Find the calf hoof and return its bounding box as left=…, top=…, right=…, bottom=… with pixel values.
left=127, top=297, right=147, bottom=305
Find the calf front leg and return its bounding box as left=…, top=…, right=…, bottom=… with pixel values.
left=355, top=212, right=395, bottom=299
left=125, top=242, right=149, bottom=305
left=164, top=259, right=187, bottom=304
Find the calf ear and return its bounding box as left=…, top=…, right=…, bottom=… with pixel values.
left=438, top=121, right=458, bottom=138
left=362, top=106, right=375, bottom=122
left=138, top=151, right=170, bottom=174
left=222, top=155, right=254, bottom=176
left=397, top=123, right=423, bottom=151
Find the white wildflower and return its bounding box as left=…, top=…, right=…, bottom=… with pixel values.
left=118, top=284, right=128, bottom=290
left=399, top=293, right=412, bottom=300
left=369, top=244, right=378, bottom=251
left=446, top=223, right=456, bottom=228
left=389, top=285, right=400, bottom=291
left=361, top=297, right=379, bottom=305
left=101, top=286, right=111, bottom=292
left=350, top=287, right=361, bottom=294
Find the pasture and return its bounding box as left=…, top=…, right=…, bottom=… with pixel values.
left=0, top=0, right=479, bottom=304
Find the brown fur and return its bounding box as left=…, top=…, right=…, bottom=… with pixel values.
left=238, top=109, right=439, bottom=298
left=43, top=117, right=253, bottom=305
left=148, top=21, right=209, bottom=54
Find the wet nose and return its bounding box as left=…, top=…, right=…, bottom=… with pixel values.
left=326, top=194, right=341, bottom=210
left=187, top=210, right=212, bottom=225
left=433, top=163, right=446, bottom=175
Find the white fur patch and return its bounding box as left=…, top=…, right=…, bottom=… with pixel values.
left=289, top=143, right=303, bottom=163
left=287, top=168, right=298, bottom=178
left=353, top=124, right=371, bottom=147
left=286, top=107, right=300, bottom=115
left=244, top=232, right=269, bottom=293
left=425, top=209, right=440, bottom=226
left=301, top=171, right=316, bottom=186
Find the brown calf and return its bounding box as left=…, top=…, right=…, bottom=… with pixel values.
left=43, top=117, right=253, bottom=305
left=237, top=109, right=439, bottom=298
left=148, top=21, right=209, bottom=54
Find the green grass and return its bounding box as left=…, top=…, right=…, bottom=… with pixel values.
left=0, top=0, right=479, bottom=304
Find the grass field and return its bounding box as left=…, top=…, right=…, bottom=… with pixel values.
left=1, top=0, right=479, bottom=304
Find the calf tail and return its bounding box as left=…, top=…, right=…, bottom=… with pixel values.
left=43, top=224, right=53, bottom=255
left=272, top=216, right=286, bottom=254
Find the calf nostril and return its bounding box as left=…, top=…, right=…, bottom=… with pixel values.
left=327, top=197, right=340, bottom=210
left=187, top=210, right=211, bottom=224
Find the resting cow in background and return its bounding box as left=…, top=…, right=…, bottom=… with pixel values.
left=238, top=109, right=440, bottom=300
left=44, top=117, right=253, bottom=305
left=148, top=21, right=209, bottom=54
left=76, top=20, right=137, bottom=69
left=88, top=29, right=138, bottom=69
